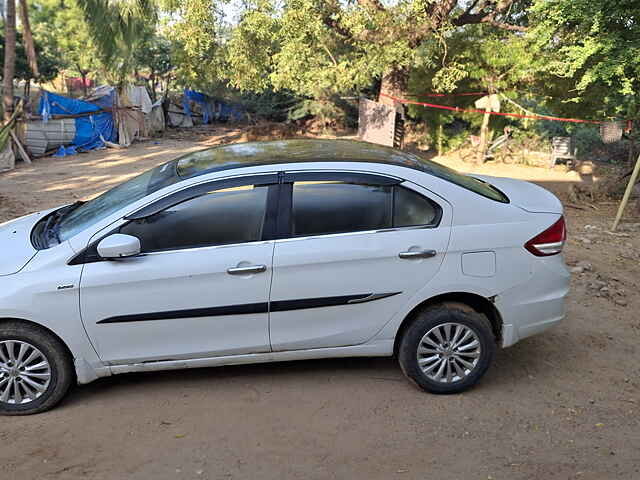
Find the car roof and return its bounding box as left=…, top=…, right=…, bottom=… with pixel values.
left=174, top=139, right=427, bottom=178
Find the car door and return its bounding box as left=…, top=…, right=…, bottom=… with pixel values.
left=79, top=177, right=278, bottom=365
left=269, top=171, right=452, bottom=351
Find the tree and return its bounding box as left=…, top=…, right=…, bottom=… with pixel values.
left=75, top=0, right=158, bottom=83
left=132, top=32, right=173, bottom=100
left=530, top=0, right=639, bottom=107
left=0, top=30, right=62, bottom=98
left=171, top=0, right=528, bottom=103
left=3, top=0, right=17, bottom=121
left=29, top=0, right=104, bottom=95
left=168, top=0, right=225, bottom=93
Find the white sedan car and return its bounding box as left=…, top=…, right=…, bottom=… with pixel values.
left=0, top=139, right=569, bottom=414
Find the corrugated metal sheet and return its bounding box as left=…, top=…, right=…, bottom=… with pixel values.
left=25, top=119, right=76, bottom=156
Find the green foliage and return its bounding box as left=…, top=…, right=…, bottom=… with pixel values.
left=132, top=32, right=172, bottom=78
left=530, top=0, right=639, bottom=97
left=287, top=96, right=358, bottom=129
left=224, top=1, right=279, bottom=92
left=76, top=0, right=158, bottom=75
left=29, top=0, right=103, bottom=77
left=0, top=30, right=61, bottom=82
left=168, top=0, right=225, bottom=92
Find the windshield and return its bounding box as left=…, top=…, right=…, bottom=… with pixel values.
left=53, top=161, right=179, bottom=244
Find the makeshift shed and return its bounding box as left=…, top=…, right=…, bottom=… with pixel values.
left=167, top=104, right=194, bottom=128
left=147, top=99, right=165, bottom=134
left=116, top=86, right=152, bottom=147
left=183, top=89, right=215, bottom=124
left=182, top=89, right=246, bottom=124
left=37, top=87, right=116, bottom=156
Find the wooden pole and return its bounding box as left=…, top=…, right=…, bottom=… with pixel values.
left=10, top=130, right=31, bottom=164
left=612, top=153, right=640, bottom=231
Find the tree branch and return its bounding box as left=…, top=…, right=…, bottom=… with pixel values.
left=320, top=0, right=353, bottom=40
left=357, top=0, right=385, bottom=12
left=485, top=20, right=527, bottom=32
left=452, top=0, right=527, bottom=32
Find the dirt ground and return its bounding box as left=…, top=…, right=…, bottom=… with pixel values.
left=1, top=129, right=639, bottom=480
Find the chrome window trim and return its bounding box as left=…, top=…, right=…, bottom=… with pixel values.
left=273, top=224, right=437, bottom=244
left=138, top=239, right=275, bottom=257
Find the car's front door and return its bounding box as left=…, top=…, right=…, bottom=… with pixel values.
left=269, top=172, right=452, bottom=351
left=79, top=178, right=277, bottom=365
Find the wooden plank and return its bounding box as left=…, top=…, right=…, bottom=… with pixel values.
left=10, top=130, right=32, bottom=164
left=612, top=153, right=640, bottom=231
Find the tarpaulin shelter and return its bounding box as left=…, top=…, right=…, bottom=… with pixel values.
left=117, top=86, right=151, bottom=147
left=38, top=87, right=116, bottom=156
left=183, top=89, right=214, bottom=124
left=182, top=89, right=245, bottom=124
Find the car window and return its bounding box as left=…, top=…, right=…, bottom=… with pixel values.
left=393, top=185, right=439, bottom=227
left=292, top=182, right=392, bottom=236
left=290, top=181, right=441, bottom=237
left=120, top=185, right=268, bottom=252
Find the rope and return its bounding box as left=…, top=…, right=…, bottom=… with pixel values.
left=379, top=92, right=603, bottom=124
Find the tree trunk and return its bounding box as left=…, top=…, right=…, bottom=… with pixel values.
left=3, top=0, right=17, bottom=122
left=79, top=70, right=88, bottom=97
left=476, top=109, right=491, bottom=163
left=378, top=66, right=409, bottom=106
left=149, top=71, right=157, bottom=102
left=18, top=0, right=39, bottom=78
left=24, top=78, right=30, bottom=105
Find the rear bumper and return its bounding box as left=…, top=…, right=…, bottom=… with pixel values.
left=496, top=254, right=570, bottom=348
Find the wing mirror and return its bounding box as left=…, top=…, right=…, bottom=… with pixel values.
left=97, top=234, right=141, bottom=259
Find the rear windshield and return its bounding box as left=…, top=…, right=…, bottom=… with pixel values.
left=417, top=158, right=509, bottom=203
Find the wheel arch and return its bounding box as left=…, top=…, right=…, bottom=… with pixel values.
left=0, top=317, right=75, bottom=364
left=392, top=292, right=503, bottom=357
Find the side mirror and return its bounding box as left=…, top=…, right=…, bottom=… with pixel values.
left=97, top=234, right=141, bottom=259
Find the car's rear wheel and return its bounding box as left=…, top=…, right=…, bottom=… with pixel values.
left=0, top=322, right=74, bottom=415
left=398, top=305, right=496, bottom=394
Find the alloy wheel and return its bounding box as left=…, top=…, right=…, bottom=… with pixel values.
left=416, top=322, right=482, bottom=384
left=0, top=340, right=52, bottom=405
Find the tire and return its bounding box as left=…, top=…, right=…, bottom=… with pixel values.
left=398, top=305, right=496, bottom=394
left=0, top=321, right=74, bottom=415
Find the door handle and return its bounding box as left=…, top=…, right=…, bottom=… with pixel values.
left=398, top=249, right=437, bottom=259
left=227, top=264, right=267, bottom=275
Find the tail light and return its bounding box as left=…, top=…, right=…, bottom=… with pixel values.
left=524, top=216, right=567, bottom=257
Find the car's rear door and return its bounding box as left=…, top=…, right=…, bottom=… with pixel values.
left=79, top=175, right=278, bottom=365
left=268, top=171, right=452, bottom=351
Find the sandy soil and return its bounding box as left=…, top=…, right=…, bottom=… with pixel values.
left=0, top=130, right=639, bottom=480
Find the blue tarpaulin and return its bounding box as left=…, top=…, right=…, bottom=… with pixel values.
left=183, top=89, right=214, bottom=124
left=183, top=89, right=245, bottom=124
left=38, top=90, right=116, bottom=156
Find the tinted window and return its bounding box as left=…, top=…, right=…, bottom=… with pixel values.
left=292, top=182, right=392, bottom=236
left=54, top=162, right=180, bottom=245
left=417, top=160, right=509, bottom=203
left=120, top=185, right=268, bottom=252
left=394, top=186, right=439, bottom=227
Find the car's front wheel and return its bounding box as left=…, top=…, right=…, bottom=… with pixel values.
left=398, top=304, right=496, bottom=394
left=0, top=321, right=74, bottom=415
